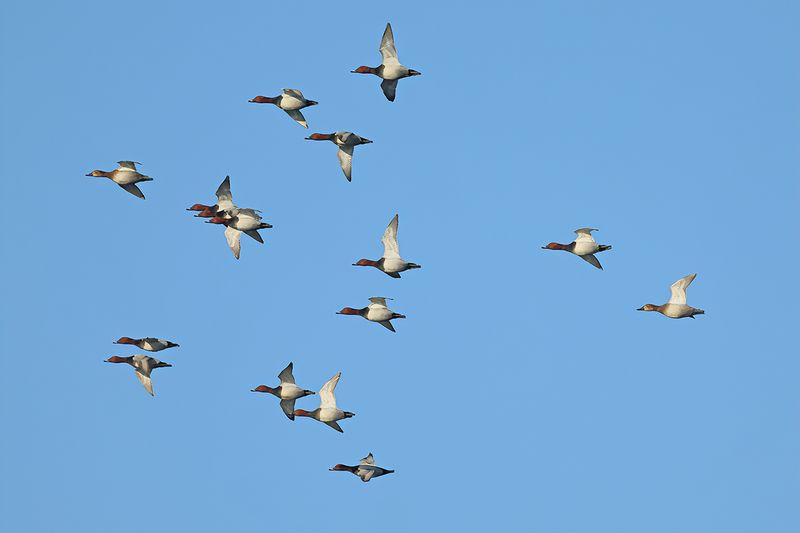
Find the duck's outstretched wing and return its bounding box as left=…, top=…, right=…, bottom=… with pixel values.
left=337, top=145, right=354, bottom=182
left=135, top=369, right=154, bottom=396
left=379, top=23, right=399, bottom=65
left=243, top=230, right=264, bottom=244
left=574, top=228, right=598, bottom=243
left=282, top=88, right=305, bottom=99
left=119, top=183, right=145, bottom=199
left=580, top=254, right=603, bottom=270
left=380, top=79, right=397, bottom=102
left=215, top=176, right=233, bottom=212
left=381, top=214, right=400, bottom=259
left=278, top=362, right=295, bottom=385
left=279, top=399, right=296, bottom=420
left=324, top=420, right=344, bottom=433
left=360, top=453, right=375, bottom=466
left=319, top=372, right=341, bottom=409
left=377, top=320, right=396, bottom=332
left=669, top=273, right=697, bottom=305
left=117, top=161, right=141, bottom=170
left=224, top=226, right=241, bottom=259
left=368, top=297, right=391, bottom=307
left=285, top=109, right=308, bottom=128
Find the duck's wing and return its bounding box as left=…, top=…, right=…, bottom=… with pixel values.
left=278, top=362, right=295, bottom=385
left=117, top=161, right=141, bottom=170
left=668, top=273, right=697, bottom=305
left=319, top=372, right=341, bottom=409
left=324, top=420, right=344, bottom=433
left=119, top=183, right=145, bottom=199
left=574, top=228, right=598, bottom=243
left=284, top=109, right=308, bottom=128
left=279, top=399, right=296, bottom=420
left=215, top=175, right=234, bottom=212
left=360, top=453, right=375, bottom=466
left=579, top=254, right=603, bottom=270
left=368, top=296, right=391, bottom=307
left=236, top=208, right=261, bottom=220
left=381, top=214, right=401, bottom=259
left=337, top=145, right=354, bottom=182
left=377, top=320, right=396, bottom=332
left=135, top=370, right=154, bottom=396
left=380, top=79, right=398, bottom=102
left=379, top=22, right=399, bottom=66
left=244, top=230, right=264, bottom=244
left=282, top=88, right=305, bottom=99
left=224, top=226, right=241, bottom=260
left=359, top=468, right=375, bottom=482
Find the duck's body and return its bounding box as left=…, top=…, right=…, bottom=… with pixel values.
left=86, top=161, right=153, bottom=199
left=249, top=89, right=318, bottom=128
left=351, top=23, right=421, bottom=101
left=337, top=297, right=406, bottom=332
left=542, top=228, right=612, bottom=270
left=104, top=355, right=172, bottom=396
left=207, top=207, right=272, bottom=259
left=251, top=362, right=316, bottom=420
left=354, top=214, right=421, bottom=278
left=113, top=337, right=179, bottom=352
left=294, top=372, right=354, bottom=433
left=330, top=453, right=394, bottom=482
left=638, top=273, right=705, bottom=319
left=305, top=132, right=372, bottom=182
left=186, top=175, right=234, bottom=218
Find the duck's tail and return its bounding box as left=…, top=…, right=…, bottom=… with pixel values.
left=598, top=245, right=612, bottom=252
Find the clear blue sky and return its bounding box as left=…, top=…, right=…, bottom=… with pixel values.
left=1, top=1, right=798, bottom=531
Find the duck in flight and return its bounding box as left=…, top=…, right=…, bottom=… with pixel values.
left=542, top=228, right=612, bottom=270
left=86, top=161, right=153, bottom=200
left=186, top=175, right=234, bottom=218
left=637, top=273, right=705, bottom=319
left=351, top=23, right=421, bottom=101
left=330, top=453, right=395, bottom=482
left=336, top=297, right=406, bottom=332
left=305, top=132, right=372, bottom=182
left=113, top=337, right=179, bottom=352
left=293, top=371, right=355, bottom=433
left=249, top=89, right=318, bottom=128
left=207, top=207, right=272, bottom=260
left=353, top=214, right=421, bottom=278
left=104, top=355, right=172, bottom=396
left=251, top=362, right=316, bottom=420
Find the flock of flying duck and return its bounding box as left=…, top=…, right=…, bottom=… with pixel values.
left=95, top=22, right=704, bottom=484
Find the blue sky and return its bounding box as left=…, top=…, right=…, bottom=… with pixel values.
left=1, top=1, right=798, bottom=531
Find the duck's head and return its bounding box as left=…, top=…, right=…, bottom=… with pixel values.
left=248, top=95, right=275, bottom=104
left=86, top=170, right=107, bottom=177
left=329, top=464, right=355, bottom=472
left=113, top=337, right=137, bottom=345
left=353, top=259, right=378, bottom=267
left=206, top=217, right=230, bottom=225
left=104, top=356, right=129, bottom=363
left=542, top=242, right=568, bottom=250
left=186, top=203, right=212, bottom=212
left=637, top=304, right=658, bottom=312
left=293, top=409, right=313, bottom=418
left=305, top=133, right=334, bottom=141
left=336, top=307, right=364, bottom=316
left=351, top=66, right=377, bottom=74
left=251, top=385, right=273, bottom=393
